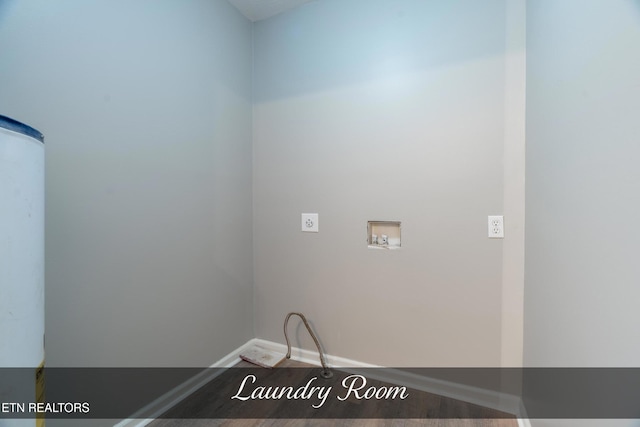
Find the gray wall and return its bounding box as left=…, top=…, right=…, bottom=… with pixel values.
left=252, top=0, right=510, bottom=366
left=524, top=0, right=640, bottom=425
left=524, top=0, right=640, bottom=368
left=0, top=0, right=254, bottom=367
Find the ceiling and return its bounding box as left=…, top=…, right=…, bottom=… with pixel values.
left=227, top=0, right=314, bottom=22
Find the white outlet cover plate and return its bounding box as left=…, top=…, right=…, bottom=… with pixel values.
left=301, top=213, right=319, bottom=232
left=488, top=215, right=504, bottom=238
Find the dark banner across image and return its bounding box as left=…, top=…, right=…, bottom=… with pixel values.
left=1, top=367, right=639, bottom=420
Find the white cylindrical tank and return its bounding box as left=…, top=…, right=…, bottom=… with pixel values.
left=0, top=115, right=45, bottom=370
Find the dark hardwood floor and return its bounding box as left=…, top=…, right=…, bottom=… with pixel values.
left=147, top=360, right=518, bottom=427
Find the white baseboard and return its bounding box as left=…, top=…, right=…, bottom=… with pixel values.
left=114, top=338, right=532, bottom=427
left=255, top=339, right=531, bottom=426
left=358, top=367, right=523, bottom=414
left=518, top=418, right=532, bottom=427
left=517, top=398, right=532, bottom=427
left=113, top=339, right=255, bottom=427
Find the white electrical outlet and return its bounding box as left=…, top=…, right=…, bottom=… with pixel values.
left=488, top=215, right=504, bottom=238
left=301, top=213, right=319, bottom=232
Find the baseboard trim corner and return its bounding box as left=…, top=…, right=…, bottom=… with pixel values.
left=114, top=338, right=531, bottom=427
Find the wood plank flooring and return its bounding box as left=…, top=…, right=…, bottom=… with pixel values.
left=147, top=360, right=518, bottom=427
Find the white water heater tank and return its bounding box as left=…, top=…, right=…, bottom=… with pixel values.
left=0, top=115, right=45, bottom=370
